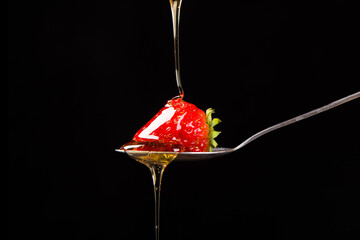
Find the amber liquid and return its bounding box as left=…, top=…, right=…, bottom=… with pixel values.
left=170, top=0, right=184, bottom=99
left=135, top=153, right=177, bottom=166
left=121, top=141, right=181, bottom=166
left=121, top=141, right=181, bottom=240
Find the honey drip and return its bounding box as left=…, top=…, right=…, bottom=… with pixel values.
left=170, top=0, right=184, bottom=99
left=120, top=140, right=184, bottom=240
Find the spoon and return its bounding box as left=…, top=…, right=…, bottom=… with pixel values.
left=116, top=91, right=359, bottom=161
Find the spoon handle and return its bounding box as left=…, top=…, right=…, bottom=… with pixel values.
left=233, top=91, right=360, bottom=151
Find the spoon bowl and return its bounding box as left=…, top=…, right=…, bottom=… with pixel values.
left=116, top=91, right=359, bottom=161
left=116, top=147, right=234, bottom=161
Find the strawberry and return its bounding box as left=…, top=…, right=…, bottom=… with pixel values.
left=129, top=98, right=221, bottom=152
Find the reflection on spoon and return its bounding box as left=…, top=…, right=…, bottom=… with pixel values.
left=117, top=91, right=360, bottom=161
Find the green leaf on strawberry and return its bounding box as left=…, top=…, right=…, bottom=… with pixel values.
left=206, top=108, right=221, bottom=152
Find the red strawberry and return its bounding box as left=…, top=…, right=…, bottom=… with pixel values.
left=128, top=98, right=221, bottom=152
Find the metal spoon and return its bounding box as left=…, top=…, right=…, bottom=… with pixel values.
left=116, top=91, right=359, bottom=161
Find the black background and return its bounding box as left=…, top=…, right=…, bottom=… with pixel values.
left=8, top=0, right=359, bottom=239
